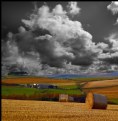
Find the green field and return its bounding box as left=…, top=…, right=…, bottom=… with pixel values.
left=59, top=85, right=80, bottom=89
left=108, top=98, right=118, bottom=105
left=2, top=86, right=82, bottom=96
left=2, top=86, right=38, bottom=96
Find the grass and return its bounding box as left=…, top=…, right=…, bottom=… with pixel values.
left=108, top=98, right=118, bottom=105
left=2, top=85, right=82, bottom=96
left=38, top=88, right=82, bottom=95
left=2, top=86, right=38, bottom=96
left=59, top=85, right=79, bottom=89
left=2, top=86, right=118, bottom=105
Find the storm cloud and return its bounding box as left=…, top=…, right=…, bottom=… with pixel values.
left=2, top=2, right=118, bottom=74
left=100, top=32, right=118, bottom=65
left=21, top=3, right=103, bottom=67
left=102, top=2, right=118, bottom=65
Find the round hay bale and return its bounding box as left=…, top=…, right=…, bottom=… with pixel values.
left=59, top=94, right=68, bottom=102
left=86, top=92, right=107, bottom=109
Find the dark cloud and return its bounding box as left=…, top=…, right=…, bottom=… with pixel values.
left=1, top=3, right=108, bottom=68
left=20, top=3, right=101, bottom=67
left=2, top=2, right=118, bottom=74
left=101, top=56, right=118, bottom=65
left=15, top=31, right=34, bottom=53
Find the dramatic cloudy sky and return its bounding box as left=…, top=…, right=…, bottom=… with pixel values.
left=2, top=1, right=118, bottom=74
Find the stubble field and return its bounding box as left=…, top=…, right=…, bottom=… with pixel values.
left=82, top=79, right=118, bottom=88
left=82, top=79, right=118, bottom=99
left=2, top=99, right=118, bottom=121
left=2, top=77, right=76, bottom=86
left=83, top=86, right=118, bottom=99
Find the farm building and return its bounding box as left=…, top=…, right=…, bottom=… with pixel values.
left=24, top=84, right=58, bottom=89
left=59, top=94, right=69, bottom=102
left=37, top=84, right=58, bottom=89
left=59, top=94, right=74, bottom=102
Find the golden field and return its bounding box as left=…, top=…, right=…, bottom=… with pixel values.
left=82, top=79, right=118, bottom=99
left=82, top=79, right=118, bottom=88
left=2, top=99, right=118, bottom=121
left=2, top=77, right=76, bottom=86
left=83, top=86, right=118, bottom=99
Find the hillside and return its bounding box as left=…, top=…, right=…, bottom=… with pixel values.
left=82, top=79, right=118, bottom=88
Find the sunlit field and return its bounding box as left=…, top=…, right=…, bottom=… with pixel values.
left=2, top=76, right=76, bottom=85
left=82, top=79, right=118, bottom=88
left=2, top=99, right=118, bottom=121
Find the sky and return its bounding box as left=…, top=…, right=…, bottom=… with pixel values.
left=1, top=1, right=118, bottom=75
left=2, top=1, right=117, bottom=41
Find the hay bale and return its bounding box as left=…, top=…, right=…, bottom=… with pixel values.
left=59, top=94, right=68, bottom=102
left=86, top=92, right=107, bottom=109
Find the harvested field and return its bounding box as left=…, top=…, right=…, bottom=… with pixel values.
left=83, top=86, right=118, bottom=99
left=82, top=79, right=118, bottom=88
left=2, top=77, right=76, bottom=86
left=2, top=99, right=118, bottom=121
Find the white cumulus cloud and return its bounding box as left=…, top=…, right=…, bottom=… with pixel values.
left=67, top=2, right=81, bottom=16
left=107, top=1, right=118, bottom=24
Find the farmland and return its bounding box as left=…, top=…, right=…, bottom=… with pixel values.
left=2, top=76, right=118, bottom=85
left=83, top=86, right=118, bottom=99
left=73, top=76, right=118, bottom=84
left=1, top=76, right=84, bottom=102
left=82, top=79, right=118, bottom=105
left=2, top=99, right=118, bottom=121
left=82, top=79, right=118, bottom=98
left=2, top=85, right=82, bottom=96
left=2, top=76, right=76, bottom=85
left=82, top=79, right=118, bottom=88
left=2, top=76, right=118, bottom=104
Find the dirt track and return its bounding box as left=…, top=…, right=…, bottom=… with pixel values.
left=2, top=99, right=118, bottom=121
